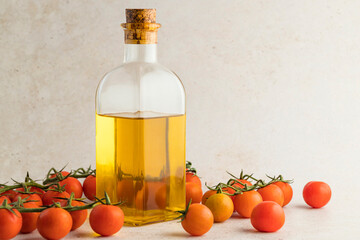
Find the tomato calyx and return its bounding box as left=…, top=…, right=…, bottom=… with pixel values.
left=177, top=199, right=192, bottom=221
left=95, top=192, right=123, bottom=207
left=0, top=198, right=21, bottom=217
left=186, top=161, right=198, bottom=175
left=266, top=174, right=294, bottom=184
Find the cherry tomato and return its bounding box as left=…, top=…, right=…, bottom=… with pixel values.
left=186, top=182, right=202, bottom=205
left=201, top=190, right=216, bottom=205
left=42, top=190, right=70, bottom=206
left=251, top=201, right=285, bottom=232
left=186, top=172, right=201, bottom=187
left=181, top=203, right=213, bottom=236
left=257, top=184, right=284, bottom=206
left=60, top=177, right=83, bottom=198
left=303, top=181, right=331, bottom=208
left=234, top=190, right=263, bottom=218
left=231, top=179, right=253, bottom=189
left=272, top=182, right=293, bottom=207
left=37, top=208, right=73, bottom=240
left=0, top=208, right=22, bottom=239
left=89, top=205, right=124, bottom=236
left=16, top=187, right=45, bottom=198
left=0, top=189, right=17, bottom=201
left=50, top=171, right=70, bottom=179
left=29, top=187, right=45, bottom=198
left=117, top=179, right=134, bottom=204
left=13, top=193, right=43, bottom=207
left=205, top=193, right=234, bottom=222
left=155, top=184, right=167, bottom=209
left=83, top=175, right=96, bottom=201
left=20, top=202, right=40, bottom=234
left=134, top=184, right=149, bottom=210
left=61, top=200, right=88, bottom=230
left=0, top=196, right=11, bottom=205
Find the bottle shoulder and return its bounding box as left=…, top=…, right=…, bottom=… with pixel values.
left=96, top=62, right=184, bottom=95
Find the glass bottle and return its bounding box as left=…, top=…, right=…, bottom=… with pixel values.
left=95, top=9, right=186, bottom=226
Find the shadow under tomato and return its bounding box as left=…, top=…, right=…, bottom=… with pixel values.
left=293, top=204, right=316, bottom=210
left=163, top=231, right=196, bottom=238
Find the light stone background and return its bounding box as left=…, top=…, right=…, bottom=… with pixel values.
left=1, top=0, right=360, bottom=239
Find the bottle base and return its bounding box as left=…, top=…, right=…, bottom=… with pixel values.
left=123, top=209, right=182, bottom=226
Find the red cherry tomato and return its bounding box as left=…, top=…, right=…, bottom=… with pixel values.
left=61, top=200, right=88, bottom=230
left=60, top=177, right=83, bottom=198
left=20, top=202, right=40, bottom=233
left=89, top=205, right=124, bottom=236
left=0, top=208, right=22, bottom=239
left=251, top=201, right=285, bottom=232
left=50, top=171, right=70, bottom=179
left=303, top=181, right=331, bottom=208
left=83, top=175, right=96, bottom=201
left=0, top=189, right=18, bottom=201
left=0, top=196, right=11, bottom=205
left=13, top=193, right=43, bottom=207
left=257, top=184, right=284, bottom=206
left=272, top=182, right=293, bottom=207
left=37, top=208, right=73, bottom=240
left=16, top=187, right=45, bottom=198
left=42, top=190, right=70, bottom=206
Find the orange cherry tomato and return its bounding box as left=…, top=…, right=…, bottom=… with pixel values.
left=60, top=177, right=83, bottom=198
left=83, top=175, right=96, bottom=201
left=201, top=190, right=216, bottom=205
left=272, top=182, right=293, bottom=207
left=61, top=200, right=88, bottom=230
left=257, top=184, right=284, bottom=206
left=42, top=190, right=70, bottom=206
left=0, top=196, right=11, bottom=205
left=186, top=182, right=203, bottom=205
left=89, top=205, right=124, bottom=236
left=251, top=201, right=285, bottom=232
left=13, top=193, right=43, bottom=207
left=232, top=179, right=253, bottom=189
left=135, top=184, right=149, bottom=210
left=205, top=193, right=234, bottom=222
left=181, top=203, right=213, bottom=236
left=186, top=172, right=201, bottom=187
left=20, top=202, right=40, bottom=234
left=233, top=190, right=263, bottom=218
left=37, top=208, right=73, bottom=240
left=303, top=181, right=331, bottom=208
left=155, top=184, right=167, bottom=209
left=0, top=208, right=22, bottom=239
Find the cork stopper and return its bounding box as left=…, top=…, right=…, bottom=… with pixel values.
left=121, top=9, right=161, bottom=44
left=126, top=9, right=156, bottom=23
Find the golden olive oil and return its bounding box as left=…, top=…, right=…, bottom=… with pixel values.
left=96, top=112, right=186, bottom=226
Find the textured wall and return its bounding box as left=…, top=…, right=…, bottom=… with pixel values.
left=1, top=0, right=359, bottom=194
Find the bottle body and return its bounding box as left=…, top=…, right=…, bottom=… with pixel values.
left=95, top=45, right=186, bottom=226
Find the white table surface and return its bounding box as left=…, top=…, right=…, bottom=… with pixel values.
left=14, top=181, right=358, bottom=240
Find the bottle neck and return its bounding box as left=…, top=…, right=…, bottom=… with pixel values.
left=123, top=44, right=158, bottom=63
